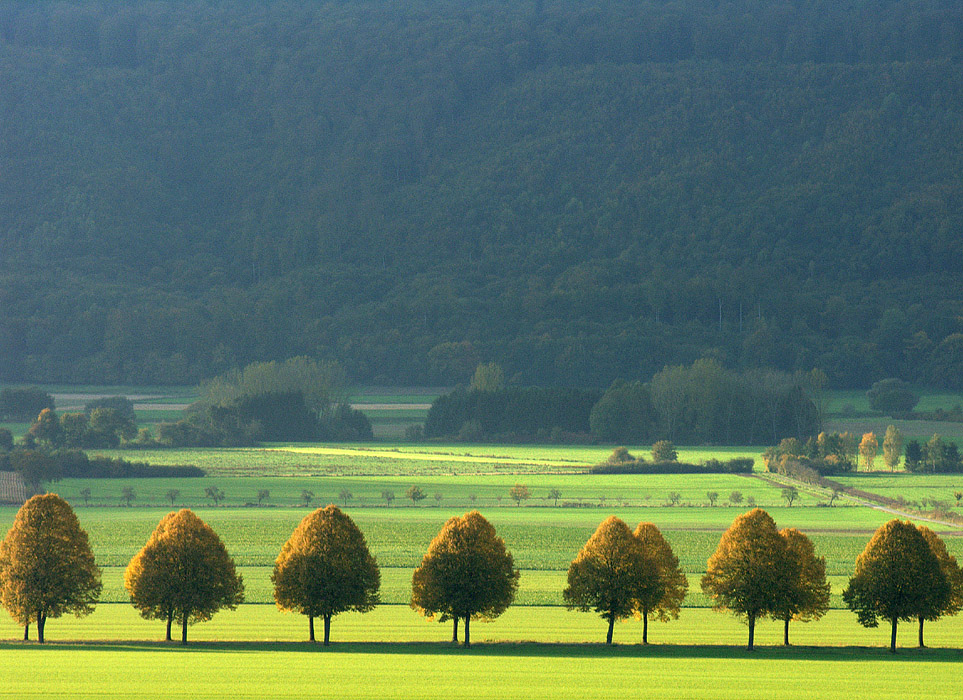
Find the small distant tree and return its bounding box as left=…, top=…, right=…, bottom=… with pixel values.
left=843, top=520, right=948, bottom=652
left=707, top=492, right=719, bottom=507
left=205, top=486, right=225, bottom=506
left=608, top=447, right=635, bottom=464
left=407, top=486, right=426, bottom=505
left=272, top=505, right=380, bottom=644
left=166, top=490, right=180, bottom=507
left=729, top=491, right=743, bottom=506
left=125, top=510, right=244, bottom=644
left=468, top=493, right=477, bottom=504
left=338, top=488, right=352, bottom=506
left=121, top=487, right=136, bottom=507
left=79, top=488, right=91, bottom=506
left=882, top=425, right=904, bottom=472
left=547, top=488, right=562, bottom=507
left=859, top=433, right=878, bottom=471
left=745, top=495, right=756, bottom=507
left=774, top=528, right=830, bottom=645
left=301, top=490, right=315, bottom=508
left=701, top=509, right=794, bottom=650
left=634, top=522, right=688, bottom=644
left=782, top=486, right=799, bottom=507
left=828, top=485, right=843, bottom=506
left=564, top=517, right=656, bottom=644
left=382, top=490, right=395, bottom=507
left=257, top=489, right=270, bottom=506
left=955, top=491, right=962, bottom=506
left=651, top=440, right=677, bottom=462
left=509, top=484, right=530, bottom=506
left=434, top=492, right=443, bottom=505
left=667, top=492, right=681, bottom=506
left=904, top=440, right=924, bottom=472
left=0, top=494, right=102, bottom=643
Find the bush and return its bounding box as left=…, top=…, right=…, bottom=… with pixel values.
left=590, top=457, right=752, bottom=475
left=651, top=440, right=677, bottom=462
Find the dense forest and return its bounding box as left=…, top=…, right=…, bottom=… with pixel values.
left=1, top=1, right=962, bottom=388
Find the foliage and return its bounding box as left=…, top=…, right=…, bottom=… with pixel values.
left=882, top=426, right=903, bottom=472
left=0, top=494, right=101, bottom=642
left=563, top=516, right=656, bottom=644
left=508, top=484, right=530, bottom=506
left=406, top=486, right=426, bottom=504
left=201, top=357, right=347, bottom=415
left=470, top=363, right=506, bottom=392
left=633, top=522, right=687, bottom=643
left=589, top=381, right=656, bottom=443
left=867, top=379, right=919, bottom=413
left=410, top=511, right=519, bottom=646
left=591, top=457, right=752, bottom=475
left=859, top=433, right=878, bottom=471
left=272, top=505, right=380, bottom=644
left=701, top=509, right=794, bottom=649
left=651, top=441, right=677, bottom=462
left=916, top=526, right=963, bottom=645
left=124, top=509, right=244, bottom=643
left=842, top=520, right=948, bottom=652
left=0, top=388, right=54, bottom=422
left=773, top=528, right=830, bottom=645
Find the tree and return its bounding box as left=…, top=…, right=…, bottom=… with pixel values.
left=651, top=440, right=677, bottom=462
left=563, top=516, right=657, bottom=644
left=882, top=425, right=903, bottom=471
left=301, top=490, right=314, bottom=507
left=411, top=511, right=519, bottom=647
left=667, top=492, right=681, bottom=506
left=470, top=362, right=506, bottom=392
left=633, top=522, right=688, bottom=644
left=272, top=505, right=380, bottom=644
left=843, top=520, right=948, bottom=652
left=548, top=488, right=562, bottom=507
left=121, top=486, right=136, bottom=507
left=0, top=494, right=101, bottom=643
left=339, top=488, right=352, bottom=506
left=707, top=491, right=719, bottom=506
left=257, top=489, right=270, bottom=506
left=781, top=486, right=798, bottom=507
left=729, top=491, right=743, bottom=505
left=915, top=526, right=963, bottom=647
left=166, top=489, right=179, bottom=507
left=859, top=432, right=878, bottom=471
left=124, top=509, right=244, bottom=644
left=79, top=488, right=91, bottom=506
left=509, top=484, right=530, bottom=506
left=773, top=528, right=830, bottom=645
left=27, top=408, right=62, bottom=448
left=382, top=490, right=395, bottom=507
left=867, top=379, right=919, bottom=413
left=701, top=508, right=794, bottom=650
left=406, top=485, right=426, bottom=505
left=205, top=486, right=225, bottom=506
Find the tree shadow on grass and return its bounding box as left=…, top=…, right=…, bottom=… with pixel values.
left=1, top=639, right=961, bottom=662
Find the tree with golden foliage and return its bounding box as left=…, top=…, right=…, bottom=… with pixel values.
left=701, top=508, right=794, bottom=650
left=411, top=511, right=518, bottom=647
left=272, top=505, right=380, bottom=644
left=0, top=494, right=101, bottom=643
left=915, top=526, right=963, bottom=647
left=882, top=425, right=903, bottom=472
left=564, top=516, right=658, bottom=644
left=843, top=520, right=948, bottom=653
left=633, top=522, right=687, bottom=643
left=124, top=509, right=244, bottom=644
left=858, top=432, right=878, bottom=471
left=773, top=528, right=830, bottom=645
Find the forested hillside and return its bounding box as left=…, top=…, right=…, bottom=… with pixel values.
left=1, top=1, right=961, bottom=388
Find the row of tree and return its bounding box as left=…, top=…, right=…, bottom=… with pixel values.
left=2, top=498, right=960, bottom=650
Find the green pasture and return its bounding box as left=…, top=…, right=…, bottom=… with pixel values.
left=832, top=473, right=963, bottom=505
left=1, top=607, right=961, bottom=700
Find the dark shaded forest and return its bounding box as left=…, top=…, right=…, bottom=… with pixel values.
left=1, top=1, right=962, bottom=388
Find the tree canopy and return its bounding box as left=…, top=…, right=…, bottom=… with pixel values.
left=124, top=509, right=244, bottom=644
left=773, top=528, right=830, bottom=645
left=633, top=522, right=687, bottom=644
left=843, top=520, right=949, bottom=652
left=915, top=526, right=963, bottom=648
left=700, top=508, right=795, bottom=650
left=0, top=494, right=101, bottom=643
left=410, top=511, right=519, bottom=646
left=272, top=505, right=380, bottom=644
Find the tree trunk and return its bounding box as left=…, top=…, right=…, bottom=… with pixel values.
left=323, top=615, right=331, bottom=646
left=784, top=618, right=790, bottom=646
left=452, top=617, right=459, bottom=643
left=181, top=612, right=189, bottom=645
left=918, top=616, right=925, bottom=648
left=463, top=616, right=471, bottom=647
left=23, top=623, right=29, bottom=641
left=606, top=615, right=615, bottom=645
left=166, top=611, right=173, bottom=641
left=309, top=616, right=315, bottom=642
left=37, top=611, right=45, bottom=644
left=642, top=611, right=648, bottom=644
left=890, top=618, right=898, bottom=653
left=747, top=613, right=755, bottom=651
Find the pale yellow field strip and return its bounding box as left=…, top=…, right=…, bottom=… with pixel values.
left=275, top=446, right=591, bottom=467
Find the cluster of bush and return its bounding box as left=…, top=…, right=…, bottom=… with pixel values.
left=762, top=433, right=858, bottom=476
left=0, top=448, right=203, bottom=490
left=590, top=445, right=753, bottom=475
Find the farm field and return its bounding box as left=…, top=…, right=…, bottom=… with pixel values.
left=1, top=607, right=961, bottom=700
